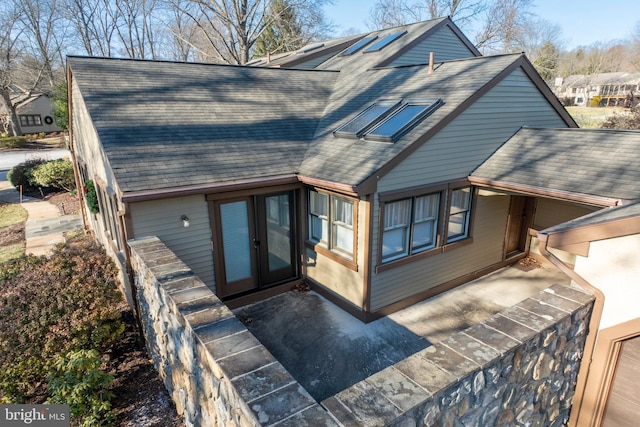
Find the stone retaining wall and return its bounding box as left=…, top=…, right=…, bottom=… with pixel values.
left=129, top=236, right=594, bottom=427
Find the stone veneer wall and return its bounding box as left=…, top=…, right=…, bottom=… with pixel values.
left=129, top=237, right=594, bottom=427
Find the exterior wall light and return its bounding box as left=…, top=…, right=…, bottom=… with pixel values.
left=181, top=215, right=190, bottom=228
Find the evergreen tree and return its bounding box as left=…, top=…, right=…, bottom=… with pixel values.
left=253, top=0, right=304, bottom=58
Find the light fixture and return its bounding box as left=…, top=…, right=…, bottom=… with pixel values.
left=181, top=215, right=190, bottom=228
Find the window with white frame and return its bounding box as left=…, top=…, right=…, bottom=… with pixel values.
left=308, top=189, right=355, bottom=259
left=447, top=187, right=472, bottom=242
left=382, top=193, right=440, bottom=262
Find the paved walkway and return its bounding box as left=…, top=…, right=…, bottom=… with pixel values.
left=0, top=170, right=82, bottom=256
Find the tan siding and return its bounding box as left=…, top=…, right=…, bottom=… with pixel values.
left=389, top=26, right=477, bottom=67
left=533, top=198, right=598, bottom=230
left=378, top=68, right=568, bottom=193
left=129, top=196, right=215, bottom=288
left=370, top=193, right=509, bottom=311
left=305, top=199, right=366, bottom=308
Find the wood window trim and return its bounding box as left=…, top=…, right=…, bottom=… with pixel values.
left=376, top=180, right=475, bottom=272
left=305, top=187, right=359, bottom=272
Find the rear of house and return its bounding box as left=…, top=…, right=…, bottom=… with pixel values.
left=68, top=17, right=580, bottom=321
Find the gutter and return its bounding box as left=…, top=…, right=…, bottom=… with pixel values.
left=536, top=231, right=605, bottom=427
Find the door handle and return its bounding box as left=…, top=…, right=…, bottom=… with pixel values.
left=252, top=238, right=260, bottom=248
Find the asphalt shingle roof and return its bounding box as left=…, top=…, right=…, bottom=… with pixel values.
left=301, top=54, right=525, bottom=187
left=68, top=57, right=338, bottom=192
left=471, top=127, right=640, bottom=202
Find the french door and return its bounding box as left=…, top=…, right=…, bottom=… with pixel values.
left=213, top=190, right=297, bottom=298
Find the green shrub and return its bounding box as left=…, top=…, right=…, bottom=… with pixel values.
left=0, top=136, right=27, bottom=149
left=0, top=235, right=124, bottom=402
left=47, top=349, right=115, bottom=427
left=84, top=180, right=99, bottom=214
left=31, top=159, right=76, bottom=192
left=7, top=158, right=48, bottom=189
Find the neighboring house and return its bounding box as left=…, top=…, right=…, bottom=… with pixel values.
left=0, top=85, right=61, bottom=134
left=553, top=72, right=640, bottom=107
left=67, top=17, right=640, bottom=426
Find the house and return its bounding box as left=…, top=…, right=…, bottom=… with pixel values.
left=553, top=72, right=640, bottom=107
left=0, top=85, right=61, bottom=134
left=67, top=17, right=639, bottom=426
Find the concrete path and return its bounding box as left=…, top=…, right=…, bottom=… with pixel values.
left=0, top=169, right=82, bottom=256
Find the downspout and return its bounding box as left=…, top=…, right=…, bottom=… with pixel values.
left=536, top=231, right=605, bottom=427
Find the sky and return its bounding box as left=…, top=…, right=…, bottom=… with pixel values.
left=323, top=0, right=639, bottom=50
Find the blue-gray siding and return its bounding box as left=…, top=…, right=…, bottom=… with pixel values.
left=388, top=26, right=477, bottom=67
left=369, top=67, right=569, bottom=310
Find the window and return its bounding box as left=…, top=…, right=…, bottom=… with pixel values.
left=366, top=99, right=443, bottom=142
left=308, top=189, right=356, bottom=259
left=334, top=98, right=443, bottom=142
left=447, top=187, right=472, bottom=242
left=339, top=36, right=378, bottom=56
left=19, top=114, right=42, bottom=127
left=334, top=99, right=401, bottom=138
left=363, top=31, right=406, bottom=53
left=379, top=184, right=475, bottom=266
left=382, top=193, right=440, bottom=262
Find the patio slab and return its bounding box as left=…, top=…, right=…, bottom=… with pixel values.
left=234, top=260, right=571, bottom=402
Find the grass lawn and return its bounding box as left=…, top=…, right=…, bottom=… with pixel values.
left=0, top=200, right=28, bottom=263
left=566, top=106, right=628, bottom=129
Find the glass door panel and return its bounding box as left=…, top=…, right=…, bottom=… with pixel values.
left=217, top=199, right=257, bottom=297
left=257, top=192, right=297, bottom=285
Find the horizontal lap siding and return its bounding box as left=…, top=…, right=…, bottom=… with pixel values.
left=534, top=198, right=597, bottom=230
left=130, top=196, right=215, bottom=287
left=305, top=199, right=367, bottom=308
left=370, top=193, right=509, bottom=311
left=388, top=26, right=477, bottom=67
left=369, top=68, right=568, bottom=311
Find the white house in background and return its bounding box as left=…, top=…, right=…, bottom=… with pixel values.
left=554, top=72, right=640, bottom=107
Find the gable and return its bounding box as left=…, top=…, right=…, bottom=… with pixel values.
left=384, top=24, right=480, bottom=67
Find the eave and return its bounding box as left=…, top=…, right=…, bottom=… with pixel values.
left=468, top=176, right=622, bottom=208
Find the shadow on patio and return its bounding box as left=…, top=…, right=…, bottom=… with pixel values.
left=233, top=258, right=571, bottom=402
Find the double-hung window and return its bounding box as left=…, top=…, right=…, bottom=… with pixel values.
left=382, top=193, right=440, bottom=263
left=447, top=187, right=472, bottom=242
left=308, top=189, right=355, bottom=260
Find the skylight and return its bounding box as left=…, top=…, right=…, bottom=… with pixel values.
left=339, top=36, right=378, bottom=56
left=362, top=31, right=407, bottom=53
left=298, top=43, right=324, bottom=54
left=366, top=99, right=443, bottom=142
left=333, top=99, right=401, bottom=139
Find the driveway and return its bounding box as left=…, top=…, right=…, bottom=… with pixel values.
left=0, top=148, right=70, bottom=171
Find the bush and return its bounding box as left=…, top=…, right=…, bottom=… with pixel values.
left=47, top=349, right=115, bottom=427
left=0, top=136, right=27, bottom=149
left=7, top=158, right=48, bottom=190
left=84, top=180, right=99, bottom=214
left=31, top=159, right=76, bottom=192
left=601, top=106, right=640, bottom=130
left=0, top=235, right=124, bottom=403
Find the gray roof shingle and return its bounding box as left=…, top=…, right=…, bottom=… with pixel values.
left=69, top=57, right=338, bottom=192
left=471, top=127, right=640, bottom=202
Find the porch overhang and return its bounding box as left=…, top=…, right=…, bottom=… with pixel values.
left=468, top=177, right=622, bottom=208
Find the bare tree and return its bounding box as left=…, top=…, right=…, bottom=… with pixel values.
left=0, top=3, right=24, bottom=136
left=171, top=0, right=332, bottom=65
left=63, top=0, right=119, bottom=57
left=473, top=0, right=532, bottom=53
left=113, top=0, right=162, bottom=59
left=369, top=0, right=486, bottom=30
left=14, top=0, right=67, bottom=88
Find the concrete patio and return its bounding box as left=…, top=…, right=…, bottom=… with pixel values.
left=234, top=259, right=571, bottom=402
